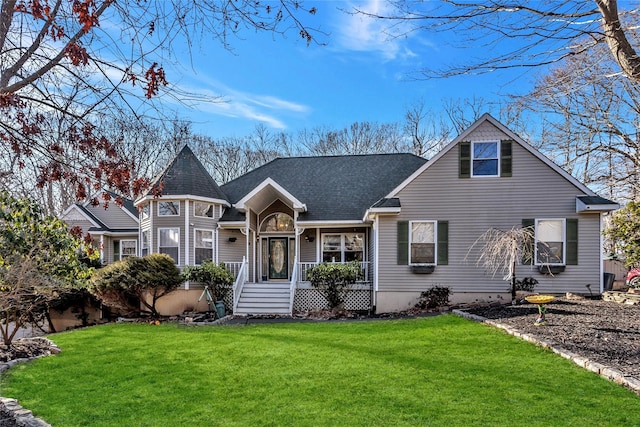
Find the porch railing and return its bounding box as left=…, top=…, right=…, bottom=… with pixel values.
left=298, top=261, right=371, bottom=283
left=289, top=256, right=298, bottom=315
left=232, top=256, right=247, bottom=313
left=223, top=261, right=244, bottom=279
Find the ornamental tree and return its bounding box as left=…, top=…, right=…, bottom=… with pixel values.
left=183, top=261, right=235, bottom=305
left=1, top=0, right=320, bottom=206
left=0, top=191, right=94, bottom=346
left=307, top=261, right=361, bottom=310
left=91, top=253, right=183, bottom=317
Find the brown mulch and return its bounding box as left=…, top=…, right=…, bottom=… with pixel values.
left=464, top=297, right=640, bottom=377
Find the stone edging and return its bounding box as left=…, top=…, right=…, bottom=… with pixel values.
left=0, top=337, right=58, bottom=427
left=452, top=309, right=640, bottom=396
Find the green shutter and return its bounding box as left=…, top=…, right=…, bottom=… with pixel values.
left=459, top=141, right=471, bottom=178
left=566, top=218, right=578, bottom=265
left=397, top=221, right=409, bottom=265
left=522, top=219, right=534, bottom=265
left=500, top=140, right=513, bottom=177
left=437, top=221, right=449, bottom=265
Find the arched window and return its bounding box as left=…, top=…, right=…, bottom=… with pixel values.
left=260, top=213, right=294, bottom=232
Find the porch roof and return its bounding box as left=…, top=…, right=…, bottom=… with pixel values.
left=220, top=154, right=426, bottom=222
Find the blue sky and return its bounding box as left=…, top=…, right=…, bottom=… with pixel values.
left=156, top=1, right=534, bottom=138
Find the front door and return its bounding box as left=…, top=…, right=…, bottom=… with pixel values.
left=269, top=237, right=288, bottom=280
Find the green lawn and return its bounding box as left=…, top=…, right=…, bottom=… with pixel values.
left=2, top=315, right=639, bottom=426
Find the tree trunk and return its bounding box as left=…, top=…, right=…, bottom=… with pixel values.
left=597, top=0, right=640, bottom=82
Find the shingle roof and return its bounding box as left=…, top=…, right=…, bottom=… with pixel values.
left=220, top=154, right=427, bottom=222
left=576, top=195, right=618, bottom=206
left=145, top=145, right=227, bottom=201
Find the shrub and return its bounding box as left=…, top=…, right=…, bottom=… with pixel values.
left=91, top=253, right=182, bottom=317
left=307, top=262, right=361, bottom=309
left=183, top=261, right=235, bottom=303
left=415, top=286, right=451, bottom=309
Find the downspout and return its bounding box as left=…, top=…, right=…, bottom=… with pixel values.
left=184, top=200, right=190, bottom=290
left=600, top=213, right=605, bottom=293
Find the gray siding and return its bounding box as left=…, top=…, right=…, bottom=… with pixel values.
left=378, top=125, right=602, bottom=296
left=85, top=204, right=137, bottom=229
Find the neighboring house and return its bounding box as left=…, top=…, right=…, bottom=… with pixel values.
left=60, top=191, right=139, bottom=265
left=65, top=114, right=619, bottom=315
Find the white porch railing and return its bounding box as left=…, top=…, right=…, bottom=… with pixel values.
left=289, top=256, right=298, bottom=315
left=223, top=261, right=244, bottom=279
left=298, top=261, right=371, bottom=283
left=232, top=257, right=247, bottom=313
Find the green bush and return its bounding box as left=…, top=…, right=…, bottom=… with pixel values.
left=183, top=261, right=235, bottom=303
left=91, top=253, right=182, bottom=317
left=307, top=262, right=361, bottom=309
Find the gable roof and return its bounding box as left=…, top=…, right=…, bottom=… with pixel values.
left=220, top=154, right=427, bottom=222
left=140, top=145, right=228, bottom=203
left=387, top=113, right=613, bottom=203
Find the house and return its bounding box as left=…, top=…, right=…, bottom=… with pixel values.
left=60, top=191, right=139, bottom=265
left=65, top=114, right=619, bottom=315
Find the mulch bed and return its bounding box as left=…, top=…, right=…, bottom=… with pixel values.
left=463, top=297, right=640, bottom=377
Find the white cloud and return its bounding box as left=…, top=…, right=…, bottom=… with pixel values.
left=165, top=75, right=310, bottom=130
left=334, top=0, right=417, bottom=60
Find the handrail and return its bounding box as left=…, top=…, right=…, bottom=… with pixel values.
left=298, top=261, right=371, bottom=283
left=289, top=256, right=298, bottom=315
left=232, top=256, right=247, bottom=313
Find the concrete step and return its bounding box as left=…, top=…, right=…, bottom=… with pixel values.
left=234, top=307, right=291, bottom=315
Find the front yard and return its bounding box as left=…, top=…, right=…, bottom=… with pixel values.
left=1, top=316, right=639, bottom=426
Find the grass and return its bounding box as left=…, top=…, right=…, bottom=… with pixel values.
left=1, top=315, right=639, bottom=426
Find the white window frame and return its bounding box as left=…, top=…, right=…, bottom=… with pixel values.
left=535, top=218, right=566, bottom=266
left=158, top=201, right=180, bottom=216
left=409, top=220, right=437, bottom=266
left=194, top=202, right=214, bottom=218
left=158, top=227, right=180, bottom=264
left=194, top=229, right=214, bottom=265
left=141, top=230, right=149, bottom=256
left=321, top=233, right=365, bottom=263
left=471, top=141, right=500, bottom=177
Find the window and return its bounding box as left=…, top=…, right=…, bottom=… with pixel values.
left=535, top=219, right=565, bottom=265
left=322, top=233, right=364, bottom=263
left=141, top=231, right=149, bottom=256
left=260, top=213, right=294, bottom=232
left=194, top=202, right=213, bottom=218
left=409, top=221, right=436, bottom=265
left=472, top=141, right=499, bottom=176
left=460, top=141, right=512, bottom=179
left=194, top=229, right=214, bottom=264
left=141, top=204, right=150, bottom=220
left=158, top=201, right=179, bottom=216
left=159, top=228, right=179, bottom=263
left=113, top=239, right=137, bottom=262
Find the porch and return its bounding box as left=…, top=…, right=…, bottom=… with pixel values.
left=225, top=260, right=373, bottom=315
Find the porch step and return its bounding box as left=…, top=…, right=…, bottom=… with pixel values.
left=234, top=282, right=292, bottom=315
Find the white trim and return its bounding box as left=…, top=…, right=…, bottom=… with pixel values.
left=297, top=220, right=367, bottom=227
left=373, top=216, right=379, bottom=308
left=158, top=227, right=180, bottom=265
left=235, top=177, right=307, bottom=212
left=408, top=220, right=437, bottom=266
left=135, top=194, right=230, bottom=208
left=217, top=221, right=246, bottom=229
left=362, top=207, right=401, bottom=222
left=576, top=198, right=619, bottom=213
left=185, top=201, right=190, bottom=265
left=60, top=205, right=101, bottom=228
left=534, top=218, right=566, bottom=266
left=193, top=228, right=215, bottom=265
left=470, top=140, right=500, bottom=178
left=387, top=113, right=600, bottom=199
